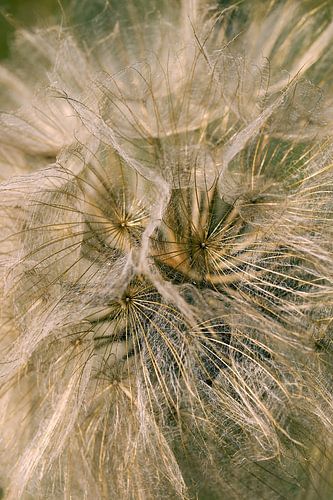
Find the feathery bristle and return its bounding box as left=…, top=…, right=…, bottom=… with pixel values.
left=1, top=1, right=333, bottom=499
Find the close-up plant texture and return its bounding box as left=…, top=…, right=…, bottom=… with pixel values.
left=1, top=0, right=333, bottom=498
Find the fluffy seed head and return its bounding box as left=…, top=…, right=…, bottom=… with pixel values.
left=1, top=1, right=333, bottom=499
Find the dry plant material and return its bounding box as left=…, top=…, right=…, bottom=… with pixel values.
left=1, top=1, right=333, bottom=498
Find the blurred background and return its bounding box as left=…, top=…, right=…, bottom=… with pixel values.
left=1, top=0, right=330, bottom=61
left=0, top=0, right=69, bottom=59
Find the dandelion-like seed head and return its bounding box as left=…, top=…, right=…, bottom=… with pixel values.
left=1, top=1, right=333, bottom=499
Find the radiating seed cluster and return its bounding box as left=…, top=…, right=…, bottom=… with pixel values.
left=1, top=1, right=333, bottom=499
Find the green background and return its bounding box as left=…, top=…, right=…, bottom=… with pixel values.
left=0, top=0, right=69, bottom=59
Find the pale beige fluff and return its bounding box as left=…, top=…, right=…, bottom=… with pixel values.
left=1, top=1, right=333, bottom=499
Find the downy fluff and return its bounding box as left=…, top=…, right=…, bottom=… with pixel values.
left=1, top=1, right=333, bottom=498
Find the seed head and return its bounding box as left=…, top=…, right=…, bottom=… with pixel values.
left=1, top=1, right=333, bottom=499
